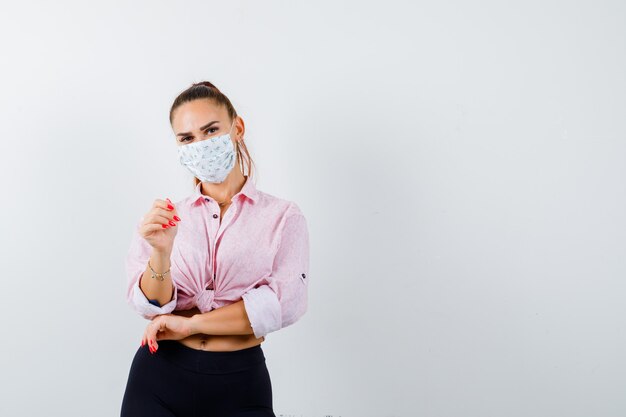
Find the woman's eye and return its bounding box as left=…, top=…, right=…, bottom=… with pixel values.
left=180, top=127, right=218, bottom=142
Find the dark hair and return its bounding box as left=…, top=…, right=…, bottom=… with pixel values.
left=169, top=81, right=256, bottom=185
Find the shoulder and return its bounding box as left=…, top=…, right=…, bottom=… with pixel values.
left=256, top=189, right=306, bottom=219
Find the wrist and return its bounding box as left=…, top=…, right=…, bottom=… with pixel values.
left=152, top=248, right=172, bottom=260
left=187, top=314, right=202, bottom=336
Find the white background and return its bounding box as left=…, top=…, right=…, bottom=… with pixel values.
left=1, top=1, right=625, bottom=416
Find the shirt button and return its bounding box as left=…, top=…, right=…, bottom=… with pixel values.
left=204, top=197, right=210, bottom=202
left=302, top=273, right=306, bottom=278
left=212, top=214, right=218, bottom=219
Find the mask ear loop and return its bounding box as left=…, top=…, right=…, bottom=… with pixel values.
left=229, top=117, right=238, bottom=142
left=230, top=117, right=244, bottom=173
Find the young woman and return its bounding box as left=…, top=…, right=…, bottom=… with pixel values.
left=120, top=81, right=310, bottom=417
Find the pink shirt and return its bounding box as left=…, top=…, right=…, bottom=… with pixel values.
left=125, top=176, right=309, bottom=339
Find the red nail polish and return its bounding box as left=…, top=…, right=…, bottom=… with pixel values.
left=162, top=224, right=169, bottom=228
left=167, top=204, right=174, bottom=210
left=169, top=220, right=175, bottom=226
left=173, top=215, right=181, bottom=221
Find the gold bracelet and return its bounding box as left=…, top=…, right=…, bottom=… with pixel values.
left=148, top=259, right=170, bottom=281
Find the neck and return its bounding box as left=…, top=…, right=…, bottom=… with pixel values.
left=199, top=169, right=246, bottom=205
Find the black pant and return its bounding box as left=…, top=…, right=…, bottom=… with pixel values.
left=121, top=340, right=276, bottom=417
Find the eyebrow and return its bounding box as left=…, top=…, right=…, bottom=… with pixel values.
left=176, top=120, right=220, bottom=137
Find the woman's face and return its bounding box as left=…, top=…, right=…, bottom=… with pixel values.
left=171, top=99, right=241, bottom=147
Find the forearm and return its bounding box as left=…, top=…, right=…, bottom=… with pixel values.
left=139, top=249, right=175, bottom=307
left=188, top=299, right=255, bottom=336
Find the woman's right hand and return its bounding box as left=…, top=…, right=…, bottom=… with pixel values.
left=139, top=197, right=181, bottom=253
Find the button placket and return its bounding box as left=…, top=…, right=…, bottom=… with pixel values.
left=203, top=197, right=221, bottom=220
left=199, top=195, right=240, bottom=308
left=211, top=199, right=241, bottom=293
left=203, top=196, right=220, bottom=304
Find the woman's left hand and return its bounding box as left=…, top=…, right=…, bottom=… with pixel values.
left=142, top=314, right=194, bottom=353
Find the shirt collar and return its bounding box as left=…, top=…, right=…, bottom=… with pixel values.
left=191, top=176, right=259, bottom=206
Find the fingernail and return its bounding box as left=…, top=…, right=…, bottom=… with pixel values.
left=167, top=204, right=174, bottom=210
left=173, top=215, right=181, bottom=221
left=162, top=224, right=169, bottom=228
left=169, top=220, right=176, bottom=226
left=166, top=198, right=172, bottom=203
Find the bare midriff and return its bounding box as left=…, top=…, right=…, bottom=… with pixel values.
left=170, top=306, right=265, bottom=352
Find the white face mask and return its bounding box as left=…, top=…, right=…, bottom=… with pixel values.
left=177, top=118, right=237, bottom=183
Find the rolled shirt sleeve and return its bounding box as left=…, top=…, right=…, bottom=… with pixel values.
left=125, top=217, right=178, bottom=320
left=242, top=205, right=310, bottom=338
